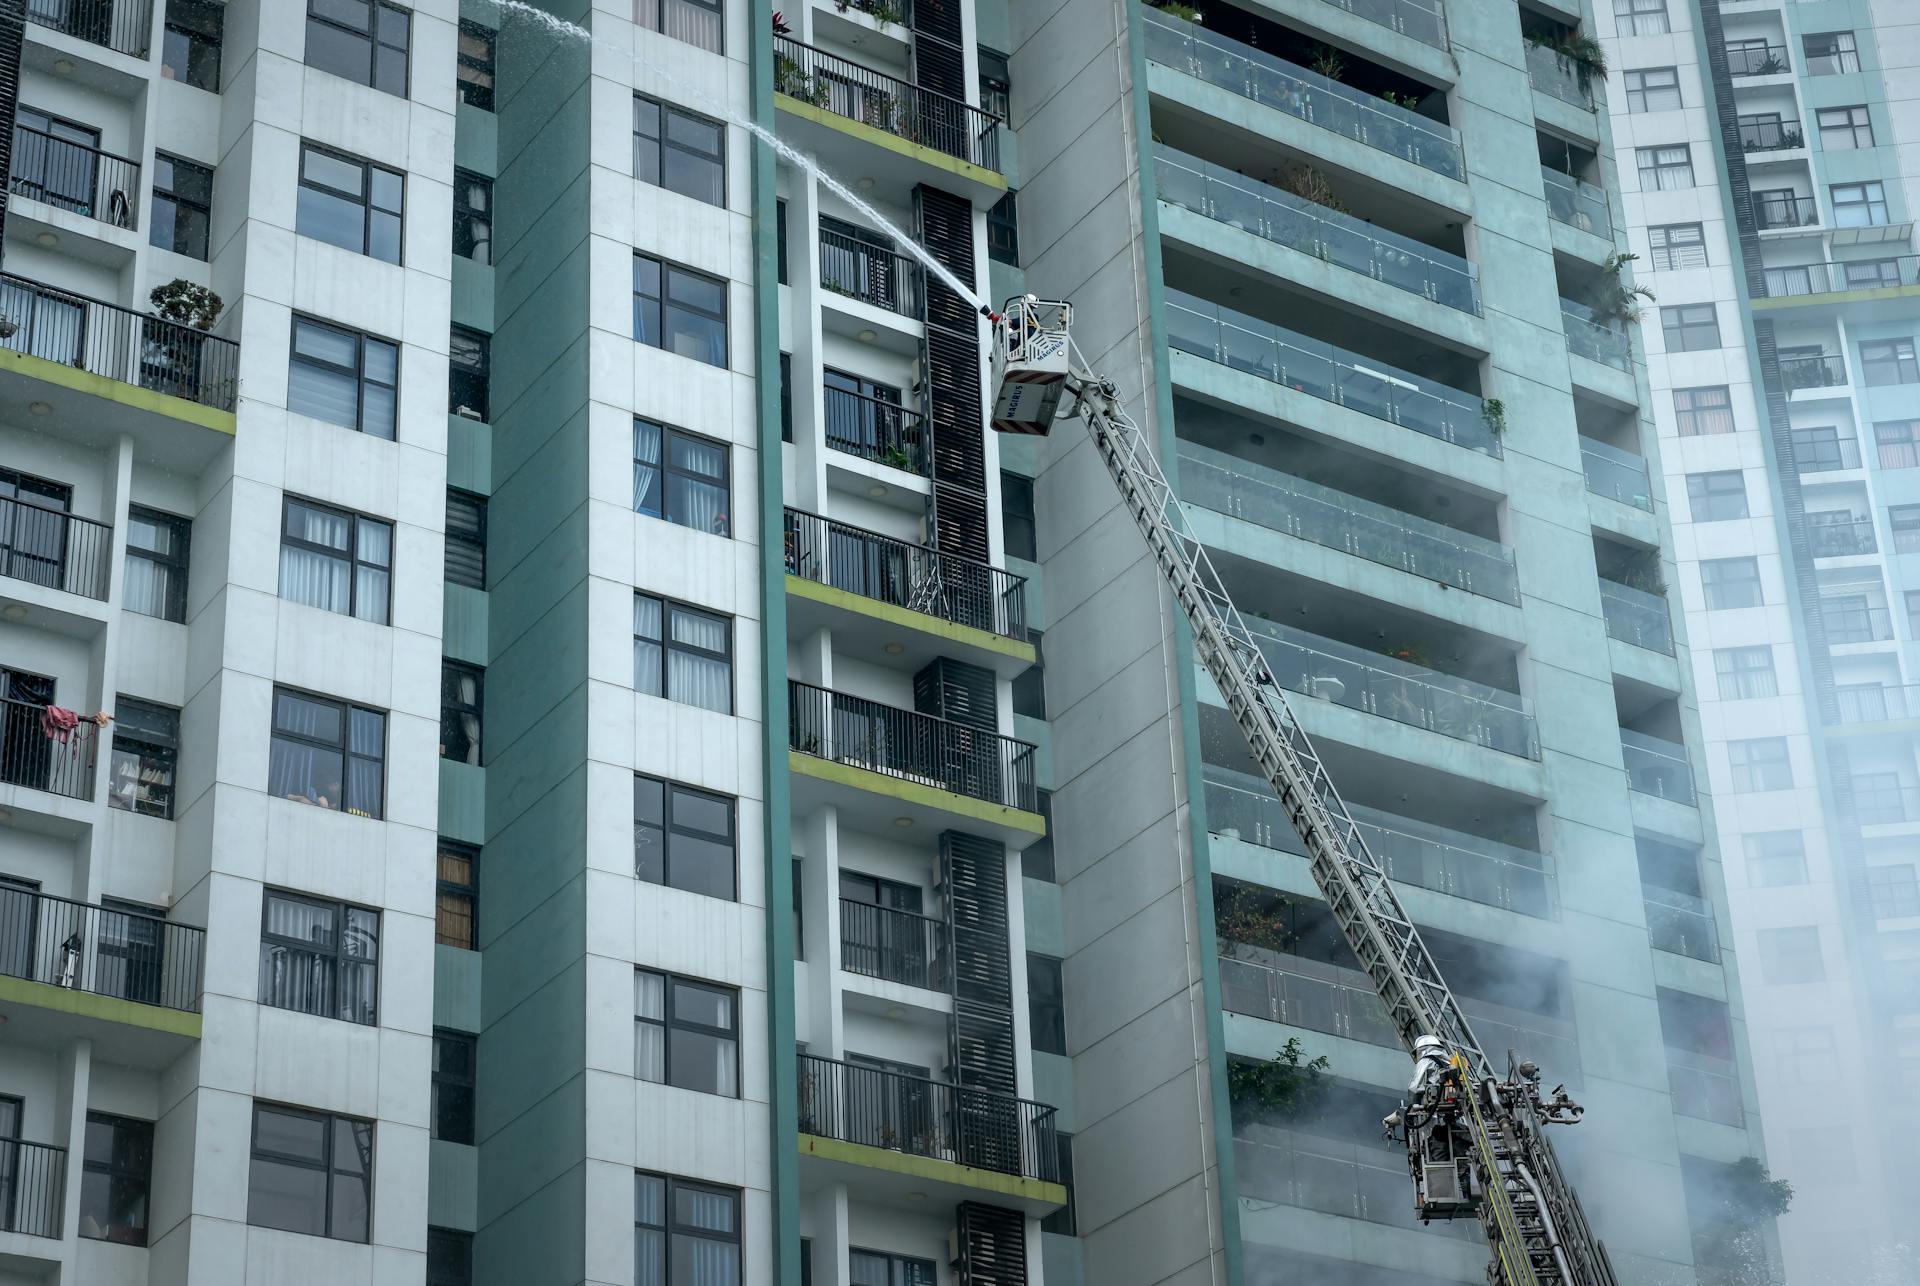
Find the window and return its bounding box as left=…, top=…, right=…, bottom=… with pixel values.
left=288, top=316, right=399, bottom=438
left=1863, top=341, right=1919, bottom=387
left=1852, top=769, right=1905, bottom=822
left=1870, top=865, right=1920, bottom=919
left=279, top=497, right=393, bottom=623
left=1674, top=386, right=1733, bottom=436
left=79, top=1112, right=153, bottom=1245
left=1661, top=304, right=1720, bottom=352
left=161, top=0, right=222, bottom=90
left=1636, top=145, right=1693, bottom=191
left=1757, top=926, right=1824, bottom=983
left=1022, top=788, right=1056, bottom=882
left=1713, top=646, right=1776, bottom=700
left=428, top=1227, right=474, bottom=1286
left=633, top=419, right=729, bottom=534
left=792, top=857, right=805, bottom=960
left=1791, top=426, right=1854, bottom=471
left=851, top=1250, right=938, bottom=1286
left=1831, top=181, right=1889, bottom=228
left=1754, top=187, right=1810, bottom=229
left=1745, top=831, right=1807, bottom=887
left=446, top=489, right=486, bottom=589
left=449, top=326, right=489, bottom=421
left=1003, top=470, right=1036, bottom=560
left=441, top=662, right=482, bottom=766
left=988, top=189, right=1020, bottom=266
left=979, top=47, right=1011, bottom=119
left=1803, top=31, right=1859, bottom=76
left=632, top=255, right=727, bottom=368
left=633, top=595, right=732, bottom=712
left=1648, top=223, right=1706, bottom=270
left=297, top=144, right=403, bottom=262
left=457, top=21, right=494, bottom=110
left=150, top=153, right=212, bottom=259
left=1701, top=557, right=1761, bottom=609
left=306, top=0, right=409, bottom=96
left=1028, top=952, right=1066, bottom=1055
left=634, top=0, right=722, bottom=54
left=634, top=970, right=738, bottom=1096
left=1774, top=1027, right=1836, bottom=1084
left=1041, top=1132, right=1076, bottom=1235
left=1013, top=630, right=1045, bottom=718
left=1892, top=505, right=1920, bottom=554
left=1728, top=737, right=1792, bottom=792
left=267, top=688, right=387, bottom=818
left=432, top=1030, right=476, bottom=1144
left=1818, top=105, right=1873, bottom=150
left=1827, top=593, right=1884, bottom=643
left=259, top=890, right=380, bottom=1023
left=1686, top=471, right=1746, bottom=522
left=1844, top=258, right=1902, bottom=290
left=776, top=199, right=788, bottom=285
left=436, top=840, right=478, bottom=948
left=109, top=697, right=179, bottom=819
left=1625, top=67, right=1681, bottom=112
left=247, top=1103, right=373, bottom=1242
left=124, top=505, right=190, bottom=621
left=779, top=351, right=793, bottom=442
left=453, top=169, right=492, bottom=265
left=1877, top=420, right=1920, bottom=468
left=634, top=773, right=736, bottom=900
left=1613, top=0, right=1668, bottom=36
left=635, top=1173, right=741, bottom=1286
left=633, top=94, right=725, bottom=206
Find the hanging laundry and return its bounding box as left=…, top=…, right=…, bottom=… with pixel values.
left=41, top=705, right=79, bottom=743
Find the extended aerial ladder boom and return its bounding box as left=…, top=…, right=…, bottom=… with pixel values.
left=987, top=299, right=1619, bottom=1286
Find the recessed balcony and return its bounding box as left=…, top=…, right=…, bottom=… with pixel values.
left=819, top=225, right=924, bottom=321
left=9, top=125, right=140, bottom=232
left=1782, top=352, right=1849, bottom=392
left=0, top=1137, right=63, bottom=1239
left=1525, top=40, right=1596, bottom=111
left=1809, top=515, right=1876, bottom=558
left=0, top=496, right=111, bottom=602
left=1316, top=0, right=1446, bottom=47
left=1832, top=683, right=1920, bottom=727
left=1822, top=599, right=1893, bottom=646
left=0, top=696, right=100, bottom=801
left=26, top=0, right=151, bottom=57
left=1667, top=1048, right=1744, bottom=1126
left=1561, top=299, right=1632, bottom=372
left=839, top=898, right=945, bottom=991
left=1726, top=42, right=1790, bottom=77
left=1621, top=728, right=1695, bottom=805
left=1755, top=194, right=1819, bottom=231
left=1542, top=166, right=1611, bottom=240
left=1580, top=437, right=1653, bottom=511
left=1645, top=887, right=1719, bottom=963
left=1738, top=114, right=1803, bottom=154
left=1598, top=579, right=1674, bottom=655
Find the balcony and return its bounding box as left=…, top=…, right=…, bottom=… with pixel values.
left=1792, top=433, right=1861, bottom=473
left=1809, top=517, right=1876, bottom=558
left=1759, top=255, right=1920, bottom=300
left=1165, top=290, right=1496, bottom=455
left=1141, top=8, right=1465, bottom=182
left=1726, top=43, right=1790, bottom=76
left=786, top=681, right=1042, bottom=843
left=1666, top=1048, right=1743, bottom=1126
left=1204, top=764, right=1556, bottom=918
left=821, top=384, right=929, bottom=475
left=0, top=889, right=205, bottom=1012
left=1155, top=145, right=1480, bottom=314
left=1580, top=438, right=1653, bottom=512
left=0, top=1137, right=63, bottom=1238
left=26, top=0, right=151, bottom=57
left=1526, top=41, right=1594, bottom=109
left=1542, top=167, right=1611, bottom=240
left=1755, top=195, right=1818, bottom=231
left=840, top=898, right=945, bottom=991
left=1822, top=601, right=1893, bottom=645
left=10, top=126, right=140, bottom=230
left=1599, top=579, right=1674, bottom=655
left=1312, top=0, right=1445, bottom=48
left=1621, top=729, right=1694, bottom=805
left=0, top=697, right=99, bottom=801
left=1236, top=1121, right=1474, bottom=1239
left=1561, top=300, right=1631, bottom=372
left=1852, top=783, right=1920, bottom=826
left=1833, top=684, right=1920, bottom=726
left=819, top=226, right=924, bottom=319
left=1178, top=441, right=1517, bottom=603
left=0, top=495, right=111, bottom=601
left=1239, top=617, right=1540, bottom=760
left=1781, top=353, right=1848, bottom=392
left=796, top=1052, right=1063, bottom=1198
left=1737, top=116, right=1803, bottom=153
left=1645, top=887, right=1718, bottom=962
left=0, top=273, right=239, bottom=413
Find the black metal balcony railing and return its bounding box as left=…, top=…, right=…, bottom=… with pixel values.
left=819, top=227, right=924, bottom=317
left=1809, top=518, right=1876, bottom=557
left=788, top=680, right=1039, bottom=812
left=1755, top=194, right=1818, bottom=230
left=0, top=494, right=111, bottom=600
left=1737, top=117, right=1803, bottom=152
left=0, top=886, right=205, bottom=1011
left=784, top=508, right=1028, bottom=641
left=1781, top=354, right=1848, bottom=391
left=27, top=0, right=151, bottom=57
left=11, top=126, right=140, bottom=229
left=1726, top=43, right=1790, bottom=77
left=840, top=898, right=946, bottom=990
left=0, top=1137, right=65, bottom=1238
left=821, top=384, right=929, bottom=475
left=1760, top=255, right=1920, bottom=299
left=774, top=35, right=1001, bottom=172
left=0, top=273, right=239, bottom=411
left=1822, top=602, right=1894, bottom=645
left=0, top=697, right=99, bottom=800
left=797, top=1052, right=1059, bottom=1180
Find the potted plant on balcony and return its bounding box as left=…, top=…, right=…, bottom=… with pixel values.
left=150, top=278, right=223, bottom=330
left=1227, top=1038, right=1330, bottom=1128
left=1592, top=252, right=1656, bottom=325
left=1148, top=0, right=1203, bottom=21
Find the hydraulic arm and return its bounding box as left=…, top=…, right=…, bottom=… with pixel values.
left=988, top=298, right=1619, bottom=1286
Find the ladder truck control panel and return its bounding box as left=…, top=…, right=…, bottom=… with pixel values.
left=986, top=296, right=1620, bottom=1286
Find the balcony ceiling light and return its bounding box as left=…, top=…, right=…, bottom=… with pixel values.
left=884, top=642, right=905, bottom=654
left=868, top=484, right=888, bottom=498
left=857, top=329, right=877, bottom=342
left=893, top=816, right=913, bottom=827
left=27, top=401, right=50, bottom=415
left=52, top=58, right=73, bottom=74
left=905, top=1191, right=927, bottom=1202
left=856, top=177, right=875, bottom=190
left=2, top=605, right=25, bottom=621
left=33, top=232, right=57, bottom=248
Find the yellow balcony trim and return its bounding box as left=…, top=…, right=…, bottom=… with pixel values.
left=788, top=750, right=1047, bottom=835
left=0, top=349, right=236, bottom=434
left=798, top=1133, right=1068, bottom=1206
left=0, top=974, right=202, bottom=1038
left=785, top=574, right=1035, bottom=664
left=1753, top=284, right=1920, bottom=313
left=773, top=95, right=1007, bottom=193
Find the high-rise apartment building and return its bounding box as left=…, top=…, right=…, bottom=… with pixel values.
left=0, top=0, right=1774, bottom=1285
left=1596, top=1, right=1919, bottom=1279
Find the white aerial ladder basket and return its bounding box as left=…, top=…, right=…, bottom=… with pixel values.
left=990, top=296, right=1073, bottom=435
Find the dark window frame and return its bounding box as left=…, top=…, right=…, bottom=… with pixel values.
left=431, top=1029, right=476, bottom=1145
left=631, top=253, right=729, bottom=369
left=1027, top=951, right=1066, bottom=1056
left=1817, top=105, right=1874, bottom=150
left=851, top=1248, right=938, bottom=1286
left=1862, top=340, right=1919, bottom=387
left=457, top=20, right=495, bottom=110
left=634, top=772, right=738, bottom=901
left=109, top=696, right=179, bottom=820
left=1803, top=31, right=1860, bottom=76
left=1661, top=303, right=1720, bottom=352
left=1890, top=504, right=1920, bottom=553
left=1686, top=470, right=1747, bottom=522
left=987, top=189, right=1019, bottom=266
left=1613, top=0, right=1668, bottom=36
left=1714, top=645, right=1777, bottom=700
left=1002, top=470, right=1036, bottom=560
left=79, top=1110, right=154, bottom=1246
left=267, top=685, right=388, bottom=818
left=1624, top=66, right=1681, bottom=113
left=151, top=151, right=213, bottom=260
left=162, top=0, right=224, bottom=90
left=449, top=325, right=490, bottom=422
left=436, top=840, right=478, bottom=949
left=633, top=418, right=731, bottom=535
left=305, top=0, right=411, bottom=97
left=1648, top=222, right=1706, bottom=270
left=1041, top=1132, right=1076, bottom=1235
left=1700, top=556, right=1762, bottom=610
left=279, top=495, right=394, bottom=624
left=440, top=661, right=482, bottom=767
left=296, top=142, right=405, bottom=263
left=633, top=969, right=741, bottom=1097
left=124, top=504, right=190, bottom=622
left=258, top=887, right=382, bottom=1024
left=445, top=489, right=487, bottom=590
left=428, top=1226, right=474, bottom=1286
left=1729, top=737, right=1793, bottom=792
left=633, top=0, right=723, bottom=54
left=1877, top=419, right=1920, bottom=468
left=453, top=168, right=492, bottom=265
left=634, top=1171, right=742, bottom=1285
left=1831, top=180, right=1890, bottom=228
left=1674, top=385, right=1734, bottom=436
left=246, top=1101, right=374, bottom=1243
left=632, top=93, right=727, bottom=207
left=978, top=47, right=1011, bottom=120
left=632, top=593, right=734, bottom=713
left=288, top=314, right=400, bottom=439
left=1636, top=144, right=1693, bottom=191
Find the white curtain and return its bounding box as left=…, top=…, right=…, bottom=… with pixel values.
left=635, top=971, right=665, bottom=1080
left=667, top=433, right=727, bottom=535
left=632, top=420, right=662, bottom=515
left=634, top=597, right=663, bottom=696
left=669, top=608, right=730, bottom=712
left=353, top=520, right=391, bottom=623
left=656, top=0, right=722, bottom=53
left=280, top=505, right=353, bottom=613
